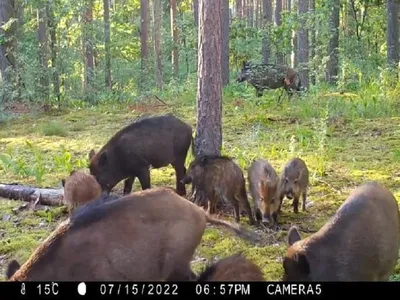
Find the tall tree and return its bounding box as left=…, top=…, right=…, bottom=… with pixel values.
left=255, top=0, right=260, bottom=28
left=193, top=0, right=199, bottom=28
left=262, top=0, right=272, bottom=64
left=83, top=0, right=94, bottom=94
left=153, top=0, right=163, bottom=90
left=140, top=0, right=149, bottom=71
left=236, top=0, right=243, bottom=18
left=386, top=0, right=399, bottom=76
left=103, top=0, right=111, bottom=89
left=195, top=0, right=222, bottom=157
left=275, top=0, right=283, bottom=64
left=297, top=0, right=309, bottom=89
left=221, top=0, right=229, bottom=86
left=37, top=1, right=49, bottom=100
left=47, top=1, right=60, bottom=105
left=325, top=0, right=340, bottom=84
left=248, top=0, right=254, bottom=26
left=310, top=0, right=316, bottom=85
left=170, top=0, right=179, bottom=77
left=0, top=0, right=18, bottom=101
left=291, top=0, right=297, bottom=67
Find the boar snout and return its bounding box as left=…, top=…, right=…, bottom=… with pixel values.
left=286, top=189, right=294, bottom=200
left=181, top=175, right=192, bottom=184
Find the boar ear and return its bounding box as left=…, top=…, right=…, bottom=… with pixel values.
left=6, top=260, right=20, bottom=279
left=61, top=179, right=66, bottom=187
left=98, top=151, right=108, bottom=166
left=89, top=149, right=96, bottom=160
left=288, top=226, right=302, bottom=246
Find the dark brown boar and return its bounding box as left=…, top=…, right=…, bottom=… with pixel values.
left=182, top=155, right=256, bottom=226
left=196, top=253, right=265, bottom=281
left=277, top=157, right=309, bottom=214
left=88, top=114, right=194, bottom=196
left=247, top=159, right=280, bottom=227
left=61, top=170, right=103, bottom=214
left=6, top=187, right=258, bottom=281
left=282, top=181, right=400, bottom=281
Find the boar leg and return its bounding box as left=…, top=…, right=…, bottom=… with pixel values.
left=172, top=160, right=187, bottom=196
left=123, top=177, right=136, bottom=195
left=293, top=196, right=299, bottom=213
left=302, top=190, right=307, bottom=212
left=137, top=168, right=151, bottom=190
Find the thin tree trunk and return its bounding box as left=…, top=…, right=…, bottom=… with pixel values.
left=196, top=0, right=222, bottom=157
left=262, top=0, right=272, bottom=64
left=47, top=2, right=60, bottom=106
left=310, top=0, right=316, bottom=85
left=248, top=0, right=254, bottom=26
left=291, top=0, right=297, bottom=68
left=236, top=0, right=242, bottom=18
left=83, top=0, right=94, bottom=95
left=37, top=1, right=49, bottom=101
left=275, top=0, right=283, bottom=64
left=194, top=0, right=199, bottom=27
left=104, top=0, right=112, bottom=89
left=221, top=0, right=230, bottom=86
left=170, top=0, right=179, bottom=77
left=140, top=0, right=149, bottom=72
left=325, top=0, right=340, bottom=84
left=387, top=0, right=399, bottom=75
left=255, top=0, right=259, bottom=28
left=153, top=0, right=163, bottom=90
left=297, top=0, right=309, bottom=89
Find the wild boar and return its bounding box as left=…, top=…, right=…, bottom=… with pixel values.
left=277, top=157, right=309, bottom=214
left=236, top=61, right=302, bottom=98
left=61, top=170, right=103, bottom=214
left=282, top=181, right=400, bottom=281
left=182, top=155, right=256, bottom=226
left=196, top=253, right=265, bottom=281
left=88, top=114, right=194, bottom=197
left=6, top=187, right=258, bottom=281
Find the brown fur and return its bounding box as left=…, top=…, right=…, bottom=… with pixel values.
left=6, top=187, right=258, bottom=281
left=283, top=181, right=400, bottom=281
left=197, top=253, right=265, bottom=281
left=247, top=159, right=280, bottom=227
left=278, top=157, right=309, bottom=213
left=182, top=155, right=256, bottom=225
left=88, top=114, right=194, bottom=196
left=62, top=170, right=103, bottom=214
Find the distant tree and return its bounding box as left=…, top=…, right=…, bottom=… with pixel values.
left=170, top=0, right=179, bottom=77
left=195, top=0, right=222, bottom=157
left=297, top=0, right=309, bottom=89
left=193, top=0, right=199, bottom=28
left=310, top=0, right=316, bottom=85
left=140, top=0, right=149, bottom=72
left=221, top=0, right=229, bottom=86
left=262, top=0, right=272, bottom=64
left=103, top=0, right=111, bottom=89
left=47, top=1, right=60, bottom=105
left=153, top=0, right=163, bottom=90
left=386, top=0, right=399, bottom=78
left=325, top=0, right=340, bottom=84
left=37, top=0, right=49, bottom=101
left=275, top=0, right=284, bottom=64
left=83, top=0, right=94, bottom=95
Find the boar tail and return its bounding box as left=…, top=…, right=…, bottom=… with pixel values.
left=205, top=214, right=260, bottom=245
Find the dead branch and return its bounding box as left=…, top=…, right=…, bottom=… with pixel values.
left=0, top=183, right=64, bottom=206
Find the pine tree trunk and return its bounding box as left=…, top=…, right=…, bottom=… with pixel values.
left=387, top=0, right=399, bottom=75
left=47, top=2, right=61, bottom=106
left=104, top=0, right=112, bottom=89
left=297, top=0, right=309, bottom=89
left=37, top=1, right=49, bottom=101
left=170, top=0, right=179, bottom=77
left=153, top=0, right=163, bottom=90
left=221, top=0, right=230, bottom=86
left=262, top=0, right=272, bottom=64
left=325, top=0, right=340, bottom=84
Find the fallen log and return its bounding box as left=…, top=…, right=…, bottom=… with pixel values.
left=0, top=183, right=64, bottom=207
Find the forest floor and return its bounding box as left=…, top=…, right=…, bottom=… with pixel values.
left=0, top=86, right=400, bottom=281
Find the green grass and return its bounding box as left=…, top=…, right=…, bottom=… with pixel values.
left=0, top=82, right=400, bottom=281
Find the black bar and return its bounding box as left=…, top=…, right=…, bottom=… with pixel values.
left=1, top=282, right=399, bottom=299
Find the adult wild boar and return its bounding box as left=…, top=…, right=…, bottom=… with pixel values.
left=6, top=187, right=258, bottom=281
left=182, top=155, right=256, bottom=225
left=247, top=159, right=280, bottom=227
left=237, top=61, right=301, bottom=99
left=88, top=114, right=194, bottom=196
left=277, top=157, right=309, bottom=214
left=282, top=181, right=400, bottom=281
left=61, top=170, right=103, bottom=214
left=197, top=253, right=265, bottom=281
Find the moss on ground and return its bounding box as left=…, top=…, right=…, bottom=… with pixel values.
left=0, top=89, right=400, bottom=281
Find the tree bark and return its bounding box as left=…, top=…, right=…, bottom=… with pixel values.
left=291, top=0, right=297, bottom=68
left=153, top=0, right=163, bottom=90
left=83, top=0, right=94, bottom=95
left=196, top=0, right=222, bottom=157
left=47, top=2, right=61, bottom=106
left=310, top=0, right=316, bottom=85
left=140, top=0, right=149, bottom=72
left=297, top=0, right=309, bottom=89
left=262, top=0, right=272, bottom=64
left=275, top=0, right=284, bottom=64
left=170, top=0, right=179, bottom=77
left=236, top=0, right=242, bottom=18
left=325, top=0, right=340, bottom=84
left=193, top=0, right=199, bottom=27
left=221, top=0, right=230, bottom=86
left=0, top=184, right=64, bottom=207
left=387, top=0, right=399, bottom=73
left=104, top=0, right=112, bottom=89
left=248, top=0, right=254, bottom=27
left=37, top=1, right=49, bottom=101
